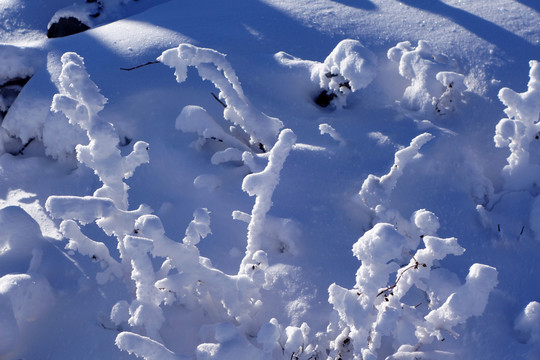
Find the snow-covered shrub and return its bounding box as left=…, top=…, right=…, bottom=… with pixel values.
left=45, top=50, right=303, bottom=359
left=326, top=133, right=498, bottom=359
left=159, top=43, right=283, bottom=151
left=434, top=71, right=467, bottom=115
left=494, top=60, right=540, bottom=190
left=387, top=40, right=467, bottom=115
left=477, top=61, right=540, bottom=243
left=275, top=39, right=377, bottom=108
left=326, top=220, right=498, bottom=359
left=44, top=52, right=165, bottom=346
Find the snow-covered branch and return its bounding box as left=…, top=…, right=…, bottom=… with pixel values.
left=239, top=128, right=297, bottom=273
left=159, top=43, right=283, bottom=149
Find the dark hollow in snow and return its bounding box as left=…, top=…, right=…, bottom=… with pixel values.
left=0, top=76, right=31, bottom=120
left=47, top=17, right=91, bottom=38
left=315, top=90, right=337, bottom=108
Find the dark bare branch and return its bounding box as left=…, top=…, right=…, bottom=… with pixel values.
left=211, top=92, right=227, bottom=108
left=120, top=60, right=159, bottom=71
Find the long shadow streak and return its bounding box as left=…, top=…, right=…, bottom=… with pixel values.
left=399, top=0, right=540, bottom=61
left=515, top=0, right=540, bottom=14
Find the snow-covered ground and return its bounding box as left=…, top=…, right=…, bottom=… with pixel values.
left=0, top=0, right=539, bottom=359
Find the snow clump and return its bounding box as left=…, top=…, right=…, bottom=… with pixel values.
left=388, top=40, right=467, bottom=114
left=494, top=60, right=540, bottom=190
left=275, top=39, right=377, bottom=108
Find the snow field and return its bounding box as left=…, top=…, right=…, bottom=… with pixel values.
left=0, top=0, right=538, bottom=359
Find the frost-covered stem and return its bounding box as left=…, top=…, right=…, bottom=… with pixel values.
left=60, top=219, right=123, bottom=284
left=46, top=196, right=151, bottom=237
left=158, top=43, right=283, bottom=148
left=239, top=129, right=296, bottom=273
left=359, top=132, right=434, bottom=214
left=124, top=235, right=165, bottom=342
left=51, top=52, right=149, bottom=210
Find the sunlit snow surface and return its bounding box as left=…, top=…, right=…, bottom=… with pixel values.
left=0, top=0, right=539, bottom=359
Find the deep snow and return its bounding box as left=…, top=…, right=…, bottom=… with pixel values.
left=0, top=0, right=539, bottom=359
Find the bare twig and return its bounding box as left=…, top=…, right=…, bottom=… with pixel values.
left=377, top=252, right=427, bottom=298
left=17, top=137, right=35, bottom=155
left=377, top=264, right=414, bottom=297
left=211, top=92, right=227, bottom=108
left=120, top=60, right=159, bottom=71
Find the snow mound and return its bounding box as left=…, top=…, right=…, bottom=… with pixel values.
left=0, top=273, right=54, bottom=355
left=515, top=301, right=540, bottom=345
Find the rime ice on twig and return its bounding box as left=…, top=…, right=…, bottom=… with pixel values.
left=159, top=44, right=283, bottom=149
left=360, top=132, right=434, bottom=212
